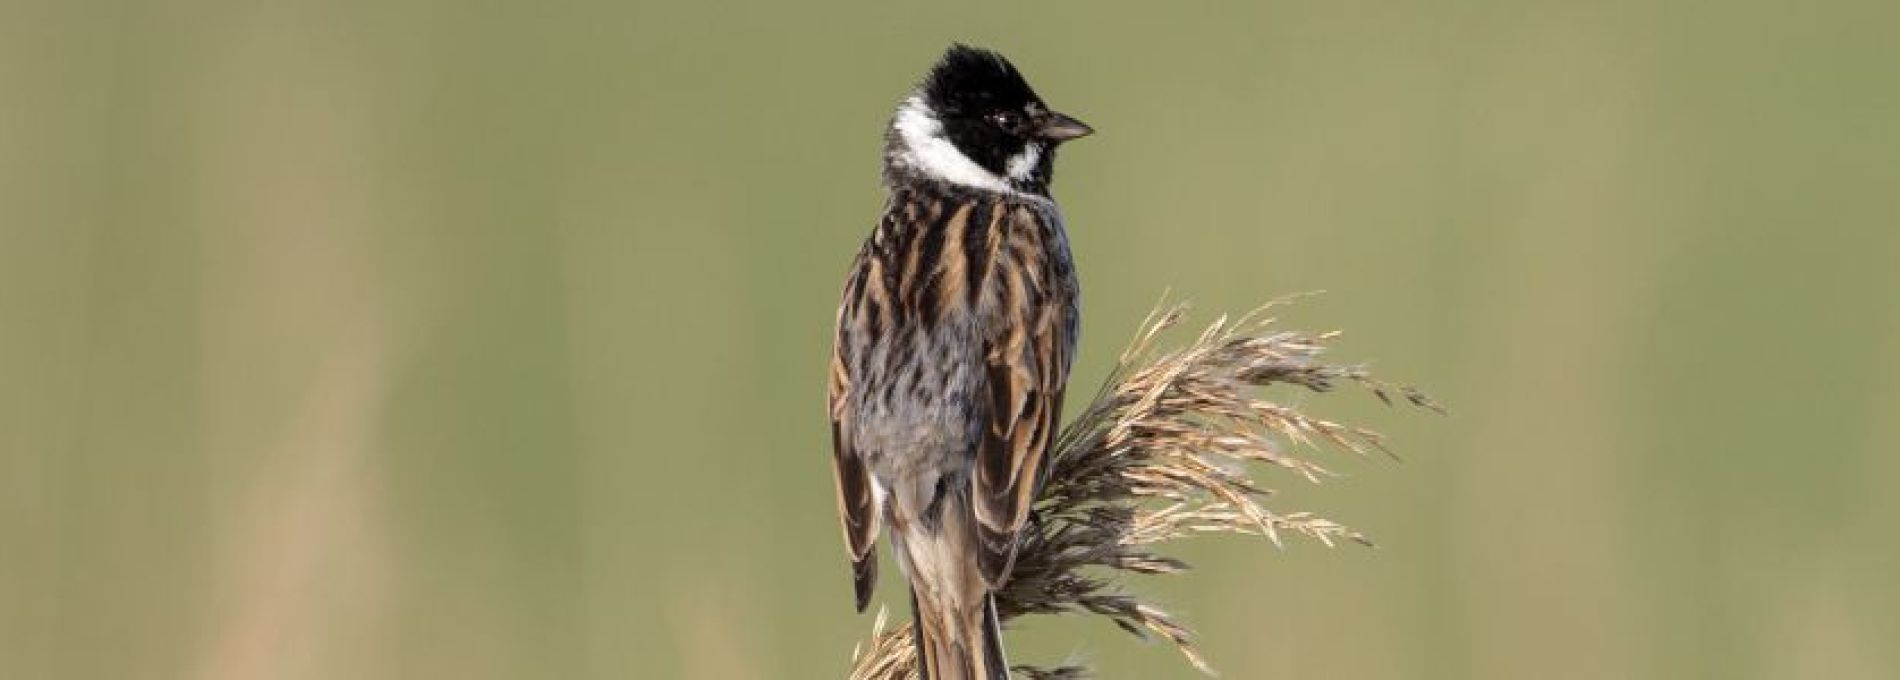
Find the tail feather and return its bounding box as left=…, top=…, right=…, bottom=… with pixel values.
left=981, top=594, right=1008, bottom=678
left=913, top=590, right=1008, bottom=680
left=893, top=473, right=1012, bottom=679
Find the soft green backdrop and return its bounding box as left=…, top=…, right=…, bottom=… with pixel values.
left=4, top=1, right=1897, bottom=678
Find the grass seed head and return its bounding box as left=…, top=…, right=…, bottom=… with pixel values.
left=848, top=297, right=1438, bottom=679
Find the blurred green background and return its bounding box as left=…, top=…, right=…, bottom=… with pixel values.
left=5, top=0, right=1898, bottom=678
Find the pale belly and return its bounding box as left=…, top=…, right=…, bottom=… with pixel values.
left=846, top=316, right=985, bottom=514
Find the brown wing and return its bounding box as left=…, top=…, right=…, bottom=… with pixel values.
left=830, top=252, right=881, bottom=612
left=970, top=203, right=1075, bottom=586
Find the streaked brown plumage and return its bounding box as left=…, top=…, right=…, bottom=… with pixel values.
left=829, top=45, right=1091, bottom=680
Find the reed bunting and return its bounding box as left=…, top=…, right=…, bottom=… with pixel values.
left=828, top=44, right=1092, bottom=680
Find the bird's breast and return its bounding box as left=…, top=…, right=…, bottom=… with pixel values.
left=848, top=308, right=987, bottom=475
left=836, top=183, right=1078, bottom=479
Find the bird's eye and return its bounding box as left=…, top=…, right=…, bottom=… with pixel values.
left=988, top=111, right=1024, bottom=132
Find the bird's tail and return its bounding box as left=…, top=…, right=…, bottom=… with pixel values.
left=911, top=588, right=1008, bottom=680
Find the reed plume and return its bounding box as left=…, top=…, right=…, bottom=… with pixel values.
left=849, top=295, right=1441, bottom=679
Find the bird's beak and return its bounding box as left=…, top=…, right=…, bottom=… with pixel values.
left=1036, top=111, right=1094, bottom=142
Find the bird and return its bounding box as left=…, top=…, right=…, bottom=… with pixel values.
left=827, top=45, right=1092, bottom=680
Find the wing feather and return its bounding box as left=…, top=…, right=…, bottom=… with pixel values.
left=971, top=204, right=1075, bottom=586
left=830, top=252, right=881, bottom=612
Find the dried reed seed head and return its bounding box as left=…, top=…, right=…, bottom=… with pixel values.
left=848, top=298, right=1438, bottom=679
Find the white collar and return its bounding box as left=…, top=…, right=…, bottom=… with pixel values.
left=889, top=95, right=1020, bottom=195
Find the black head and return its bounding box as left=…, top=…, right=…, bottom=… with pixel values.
left=887, top=45, right=1092, bottom=194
